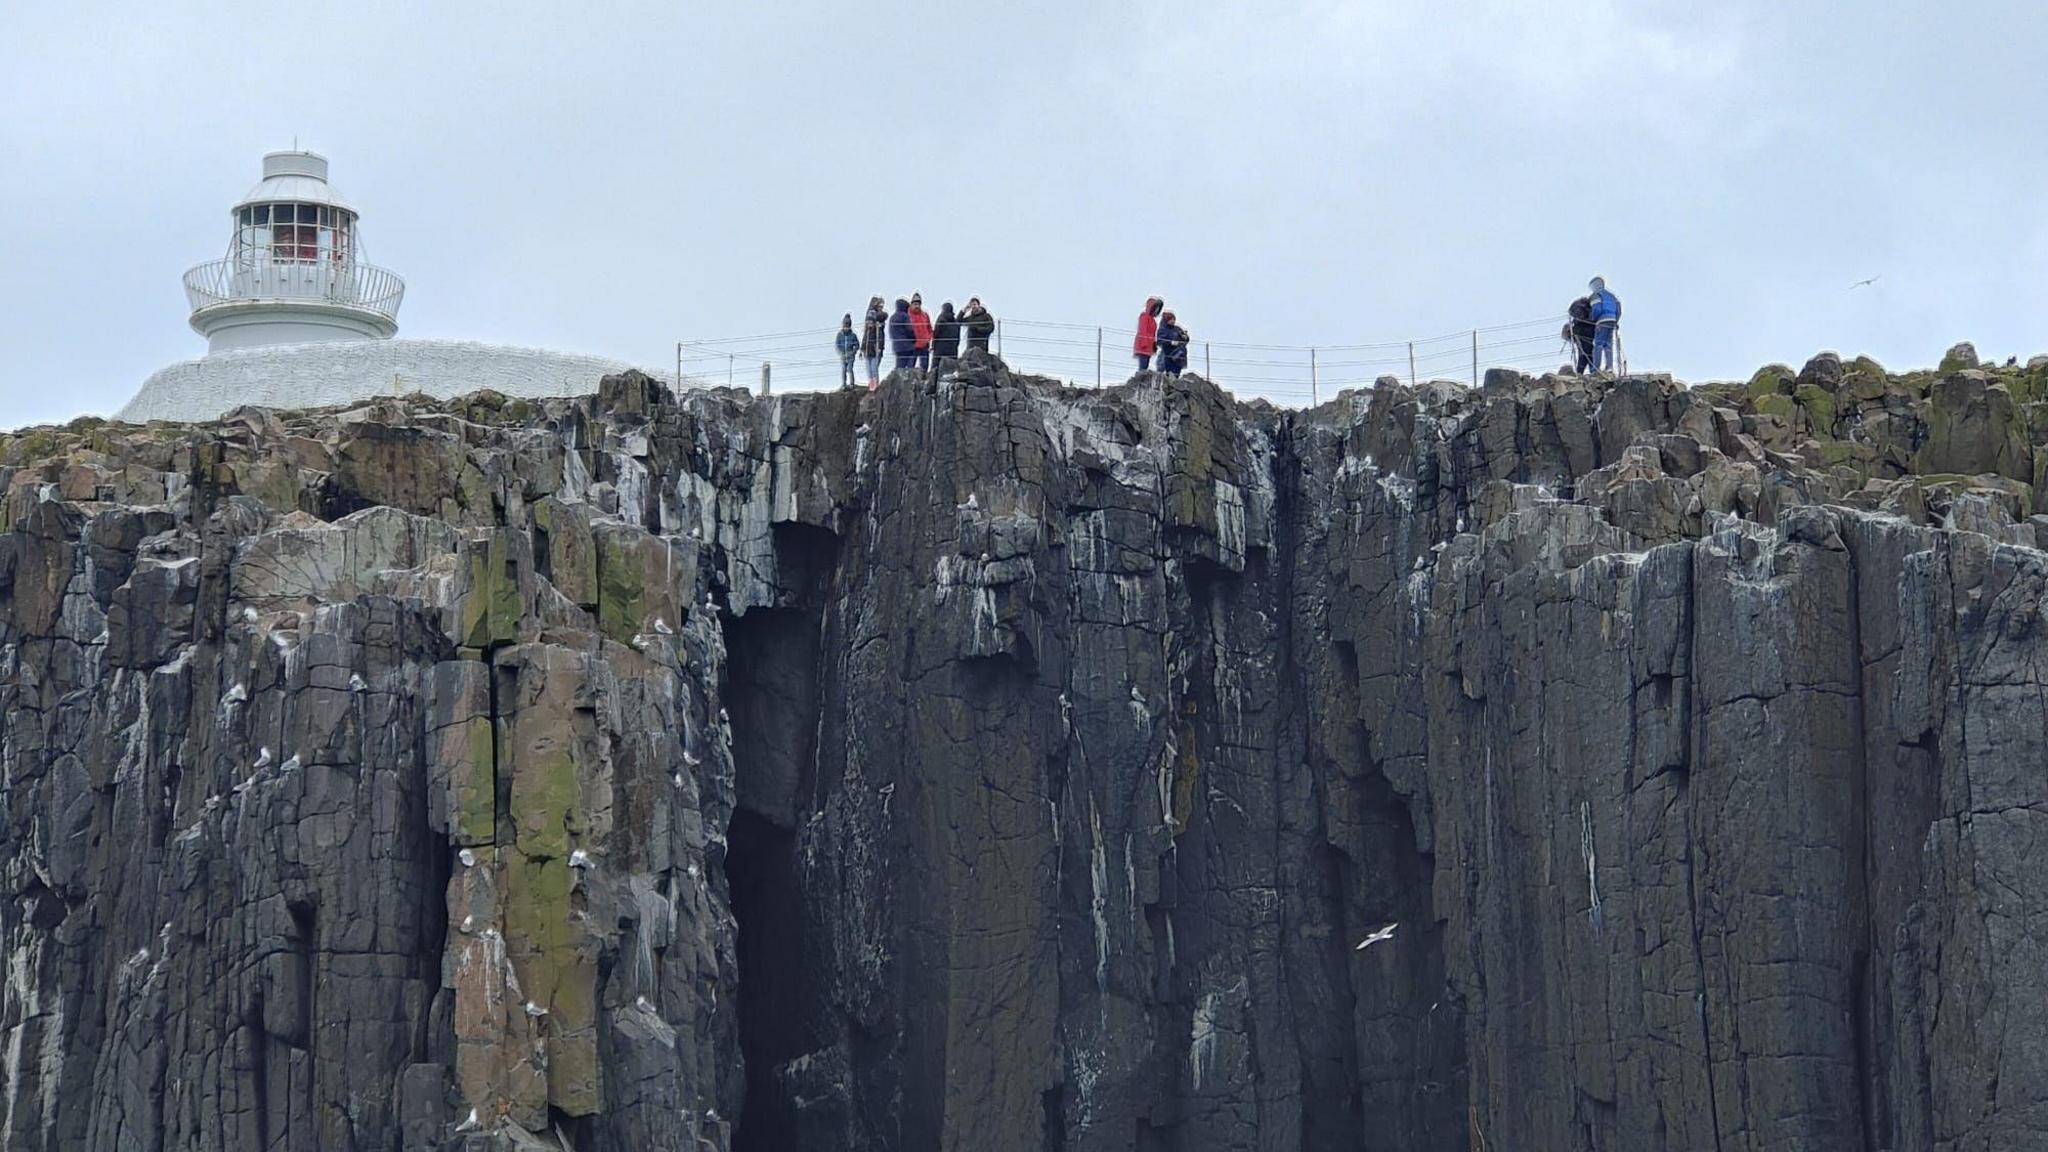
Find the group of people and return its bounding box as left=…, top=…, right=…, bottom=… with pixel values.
left=1131, top=296, right=1192, bottom=377
left=832, top=280, right=1620, bottom=391
left=833, top=293, right=1200, bottom=388
left=837, top=295, right=996, bottom=388
left=1563, top=276, right=1623, bottom=374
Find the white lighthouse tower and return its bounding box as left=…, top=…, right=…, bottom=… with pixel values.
left=183, top=151, right=405, bottom=352
left=118, top=149, right=672, bottom=423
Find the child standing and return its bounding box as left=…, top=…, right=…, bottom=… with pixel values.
left=836, top=314, right=860, bottom=389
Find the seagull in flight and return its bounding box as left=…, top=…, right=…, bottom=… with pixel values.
left=1354, top=922, right=1399, bottom=950
left=1850, top=275, right=1881, bottom=289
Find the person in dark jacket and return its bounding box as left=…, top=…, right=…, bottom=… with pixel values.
left=1587, top=276, right=1621, bottom=374
left=909, top=294, right=934, bottom=370
left=861, top=296, right=888, bottom=387
left=835, top=314, right=860, bottom=389
left=1134, top=296, right=1164, bottom=371
left=1565, top=295, right=1596, bottom=374
left=887, top=299, right=916, bottom=372
left=960, top=297, right=995, bottom=353
left=1154, top=311, right=1190, bottom=377
left=931, top=302, right=962, bottom=365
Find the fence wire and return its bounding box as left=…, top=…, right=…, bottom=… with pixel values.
left=675, top=312, right=1623, bottom=405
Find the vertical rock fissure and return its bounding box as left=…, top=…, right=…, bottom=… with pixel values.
left=1679, top=553, right=1726, bottom=1152
left=720, top=595, right=830, bottom=1149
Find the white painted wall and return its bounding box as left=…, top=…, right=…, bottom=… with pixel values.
left=116, top=338, right=683, bottom=423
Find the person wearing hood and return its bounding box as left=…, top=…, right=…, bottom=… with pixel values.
left=931, top=302, right=962, bottom=365
left=910, top=294, right=934, bottom=370
left=1133, top=296, right=1164, bottom=371
left=1154, top=311, right=1190, bottom=377
left=960, top=297, right=995, bottom=353
left=1565, top=294, right=1596, bottom=374
left=861, top=296, right=888, bottom=388
left=835, top=314, right=860, bottom=389
left=888, top=298, right=916, bottom=372
left=1587, top=276, right=1622, bottom=374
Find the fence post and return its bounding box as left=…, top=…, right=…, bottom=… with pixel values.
left=1407, top=342, right=1417, bottom=387
left=727, top=354, right=734, bottom=388
left=676, top=341, right=682, bottom=390
left=1096, top=327, right=1103, bottom=388
left=996, top=319, right=1003, bottom=358
left=1471, top=330, right=1478, bottom=386
left=1310, top=348, right=1320, bottom=405
left=1205, top=342, right=1211, bottom=380
left=759, top=362, right=771, bottom=397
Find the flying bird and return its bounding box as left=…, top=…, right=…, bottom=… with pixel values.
left=1354, top=922, right=1399, bottom=951
left=1850, top=275, right=1881, bottom=289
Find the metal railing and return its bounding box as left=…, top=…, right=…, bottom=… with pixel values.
left=676, top=312, right=1626, bottom=406
left=183, top=255, right=406, bottom=323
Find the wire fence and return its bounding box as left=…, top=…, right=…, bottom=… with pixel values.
left=673, top=313, right=1627, bottom=406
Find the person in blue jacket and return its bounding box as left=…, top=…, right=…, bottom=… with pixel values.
left=1154, top=311, right=1190, bottom=377
left=1587, top=276, right=1621, bottom=374
left=835, top=314, right=860, bottom=389
left=887, top=298, right=917, bottom=372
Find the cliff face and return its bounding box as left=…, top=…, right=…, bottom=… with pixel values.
left=4, top=349, right=2048, bottom=1151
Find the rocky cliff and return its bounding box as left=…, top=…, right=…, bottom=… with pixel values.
left=5, top=345, right=2048, bottom=1151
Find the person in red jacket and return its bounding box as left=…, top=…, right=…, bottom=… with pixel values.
left=910, top=294, right=934, bottom=370
left=1133, top=296, right=1164, bottom=372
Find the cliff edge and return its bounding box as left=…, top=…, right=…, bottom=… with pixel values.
left=4, top=346, right=2047, bottom=1150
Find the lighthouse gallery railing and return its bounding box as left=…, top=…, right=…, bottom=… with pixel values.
left=183, top=256, right=406, bottom=323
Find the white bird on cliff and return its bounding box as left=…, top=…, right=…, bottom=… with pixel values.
left=1354, top=922, right=1399, bottom=951
left=252, top=747, right=272, bottom=771
left=460, top=915, right=475, bottom=933
left=672, top=772, right=684, bottom=787
left=524, top=1000, right=548, bottom=1018
left=653, top=617, right=674, bottom=635
left=279, top=754, right=300, bottom=774
left=631, top=634, right=651, bottom=650
left=453, top=1107, right=480, bottom=1133
left=683, top=750, right=700, bottom=767
left=569, top=849, right=592, bottom=870
left=223, top=683, right=247, bottom=705
left=348, top=673, right=367, bottom=692
left=459, top=848, right=477, bottom=867
left=241, top=606, right=258, bottom=624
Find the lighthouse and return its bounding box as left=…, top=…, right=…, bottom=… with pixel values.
left=183, top=151, right=405, bottom=352
left=118, top=149, right=673, bottom=423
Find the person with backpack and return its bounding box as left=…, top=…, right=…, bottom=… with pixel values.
left=861, top=296, right=888, bottom=388
left=960, top=297, right=995, bottom=353
left=910, top=294, right=934, bottom=370
left=835, top=314, right=860, bottom=389
left=888, top=298, right=916, bottom=372
left=1133, top=296, right=1163, bottom=372
left=1565, top=295, right=1596, bottom=374
left=1154, top=310, right=1190, bottom=377
left=1587, top=276, right=1621, bottom=374
left=931, top=302, right=962, bottom=367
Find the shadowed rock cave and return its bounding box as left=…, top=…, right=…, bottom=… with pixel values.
left=720, top=529, right=835, bottom=1149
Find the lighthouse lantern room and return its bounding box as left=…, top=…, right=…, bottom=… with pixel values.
left=183, top=151, right=405, bottom=353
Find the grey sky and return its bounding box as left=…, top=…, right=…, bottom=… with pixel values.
left=3, top=1, right=2043, bottom=427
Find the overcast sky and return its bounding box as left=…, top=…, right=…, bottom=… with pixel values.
left=2, top=1, right=2043, bottom=426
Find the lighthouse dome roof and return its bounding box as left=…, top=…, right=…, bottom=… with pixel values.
left=233, top=151, right=356, bottom=213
